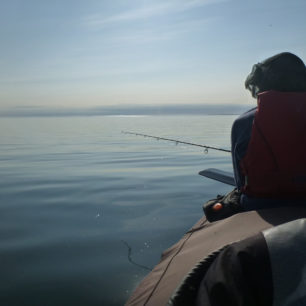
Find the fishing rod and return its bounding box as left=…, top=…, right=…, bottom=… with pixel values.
left=122, top=131, right=231, bottom=153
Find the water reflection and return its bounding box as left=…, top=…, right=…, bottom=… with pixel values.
left=0, top=116, right=234, bottom=305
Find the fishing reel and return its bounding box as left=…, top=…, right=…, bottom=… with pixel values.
left=203, top=189, right=243, bottom=222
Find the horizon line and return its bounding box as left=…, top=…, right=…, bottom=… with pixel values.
left=0, top=103, right=252, bottom=118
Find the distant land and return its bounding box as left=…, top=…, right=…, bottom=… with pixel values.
left=0, top=104, right=253, bottom=117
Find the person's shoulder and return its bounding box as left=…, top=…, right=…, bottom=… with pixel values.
left=232, top=107, right=256, bottom=129
left=237, top=107, right=257, bottom=120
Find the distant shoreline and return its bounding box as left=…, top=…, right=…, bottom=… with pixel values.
left=0, top=104, right=251, bottom=117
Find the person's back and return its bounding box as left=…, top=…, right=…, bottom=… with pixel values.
left=232, top=52, right=306, bottom=210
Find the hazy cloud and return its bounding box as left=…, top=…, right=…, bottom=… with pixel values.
left=110, top=17, right=214, bottom=44
left=83, top=0, right=227, bottom=27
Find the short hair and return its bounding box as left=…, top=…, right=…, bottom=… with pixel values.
left=245, top=52, right=306, bottom=98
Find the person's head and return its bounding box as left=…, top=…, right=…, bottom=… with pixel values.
left=245, top=52, right=306, bottom=98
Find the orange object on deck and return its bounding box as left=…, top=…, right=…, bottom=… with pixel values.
left=213, top=203, right=223, bottom=211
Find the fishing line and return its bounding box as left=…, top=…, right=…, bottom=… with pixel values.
left=121, top=240, right=152, bottom=271
left=122, top=131, right=231, bottom=153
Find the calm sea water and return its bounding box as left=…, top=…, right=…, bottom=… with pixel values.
left=0, top=115, right=236, bottom=306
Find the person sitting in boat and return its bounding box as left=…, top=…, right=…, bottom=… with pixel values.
left=126, top=53, right=306, bottom=306
left=231, top=52, right=306, bottom=211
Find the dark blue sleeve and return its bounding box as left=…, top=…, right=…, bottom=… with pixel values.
left=196, top=233, right=273, bottom=306
left=231, top=108, right=256, bottom=189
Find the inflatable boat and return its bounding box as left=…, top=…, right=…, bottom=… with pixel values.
left=126, top=169, right=306, bottom=305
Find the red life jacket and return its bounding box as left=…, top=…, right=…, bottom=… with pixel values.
left=240, top=90, right=306, bottom=198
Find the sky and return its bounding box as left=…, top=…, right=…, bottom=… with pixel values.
left=0, top=0, right=306, bottom=111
